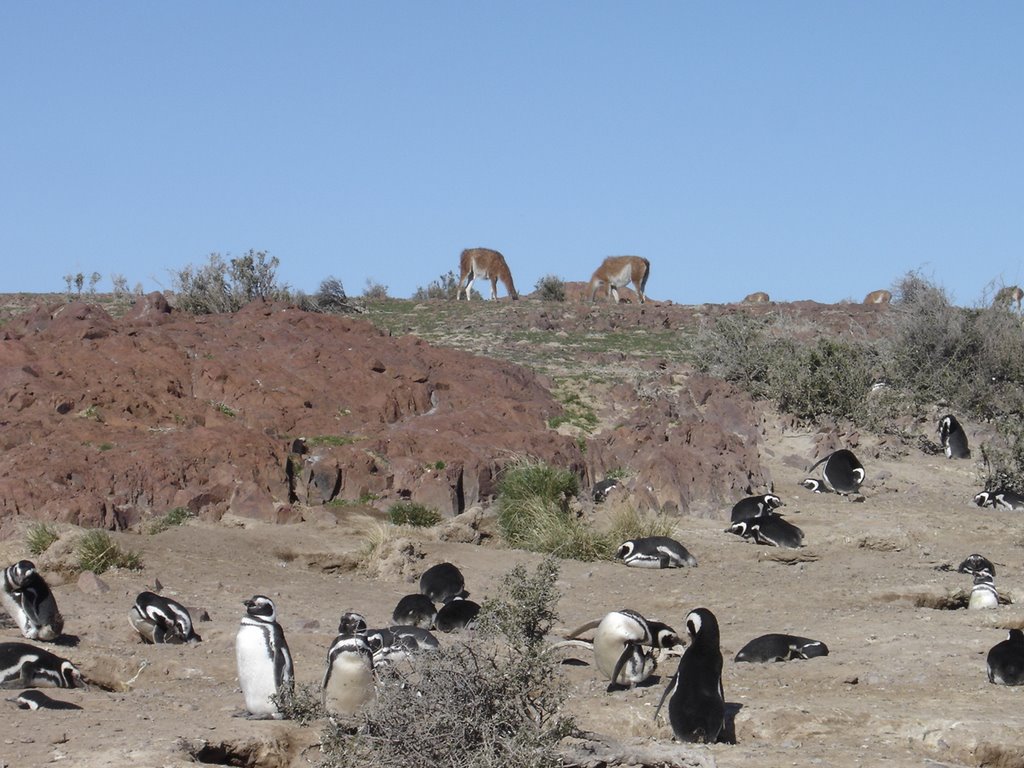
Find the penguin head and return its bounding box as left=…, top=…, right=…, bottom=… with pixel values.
left=8, top=560, right=37, bottom=587
left=684, top=607, right=720, bottom=648
left=974, top=491, right=993, bottom=508
left=243, top=595, right=278, bottom=622
left=973, top=569, right=995, bottom=585
left=614, top=541, right=636, bottom=560
left=762, top=494, right=784, bottom=511
left=338, top=611, right=368, bottom=636
left=725, top=521, right=750, bottom=538
left=799, top=478, right=824, bottom=493
left=649, top=622, right=683, bottom=650
left=958, top=554, right=995, bottom=577
left=60, top=661, right=86, bottom=689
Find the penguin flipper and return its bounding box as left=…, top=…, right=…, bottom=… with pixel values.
left=563, top=619, right=602, bottom=640
left=653, top=670, right=678, bottom=722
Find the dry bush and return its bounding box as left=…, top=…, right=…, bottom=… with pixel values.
left=534, top=274, right=567, bottom=302
left=319, top=559, right=575, bottom=768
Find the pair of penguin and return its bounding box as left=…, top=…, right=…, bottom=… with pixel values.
left=1, top=560, right=64, bottom=642
left=799, top=448, right=865, bottom=495
left=726, top=514, right=804, bottom=549
left=392, top=562, right=479, bottom=633
left=561, top=609, right=682, bottom=691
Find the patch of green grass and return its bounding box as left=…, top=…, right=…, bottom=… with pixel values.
left=387, top=501, right=442, bottom=527
left=26, top=523, right=59, bottom=556
left=76, top=530, right=143, bottom=574
left=98, top=442, right=114, bottom=451
left=547, top=389, right=599, bottom=433
left=147, top=506, right=194, bottom=535
left=210, top=401, right=236, bottom=418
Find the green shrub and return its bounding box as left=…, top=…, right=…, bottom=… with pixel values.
left=26, top=523, right=59, bottom=556
left=77, top=531, right=142, bottom=574
left=147, top=507, right=194, bottom=535
left=534, top=274, right=567, bottom=302
left=387, top=502, right=441, bottom=527
left=771, top=337, right=876, bottom=422
left=320, top=560, right=574, bottom=768
left=980, top=417, right=1024, bottom=493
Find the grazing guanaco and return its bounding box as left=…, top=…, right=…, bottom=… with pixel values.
left=589, top=256, right=650, bottom=304
left=743, top=292, right=770, bottom=303
left=457, top=248, right=518, bottom=300
left=863, top=289, right=892, bottom=305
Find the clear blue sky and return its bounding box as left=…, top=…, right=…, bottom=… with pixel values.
left=2, top=3, right=1022, bottom=305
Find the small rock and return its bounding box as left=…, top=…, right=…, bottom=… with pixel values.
left=77, top=571, right=110, bottom=595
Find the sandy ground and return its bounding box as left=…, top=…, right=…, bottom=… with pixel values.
left=1, top=425, right=1023, bottom=768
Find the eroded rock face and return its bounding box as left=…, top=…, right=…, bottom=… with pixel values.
left=0, top=298, right=583, bottom=533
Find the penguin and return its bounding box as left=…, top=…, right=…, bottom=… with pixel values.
left=6, top=689, right=82, bottom=710
left=937, top=414, right=971, bottom=459
left=975, top=489, right=1024, bottom=510
left=235, top=595, right=294, bottom=720
left=726, top=515, right=804, bottom=549
left=808, top=449, right=865, bottom=495
left=798, top=478, right=833, bottom=494
left=968, top=570, right=1000, bottom=610
left=362, top=626, right=440, bottom=665
left=434, top=597, right=480, bottom=633
left=988, top=629, right=1024, bottom=685
left=336, top=611, right=368, bottom=637
left=592, top=478, right=620, bottom=503
left=734, top=634, right=829, bottom=663
left=322, top=634, right=375, bottom=717
left=563, top=609, right=681, bottom=692
left=615, top=537, right=697, bottom=569
left=392, top=594, right=437, bottom=629
left=957, top=554, right=996, bottom=578
left=730, top=494, right=785, bottom=523
left=1, top=560, right=64, bottom=642
left=129, top=591, right=202, bottom=644
left=0, top=643, right=85, bottom=689
left=656, top=607, right=726, bottom=744
left=419, top=562, right=466, bottom=604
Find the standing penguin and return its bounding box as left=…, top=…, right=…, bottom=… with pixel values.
left=937, top=414, right=970, bottom=459
left=129, top=591, right=202, bottom=644
left=729, top=494, right=785, bottom=523
left=968, top=570, right=1000, bottom=610
left=419, top=562, right=466, bottom=604
left=988, top=629, right=1024, bottom=685
left=1, top=561, right=64, bottom=642
left=657, top=607, right=727, bottom=743
left=235, top=595, right=293, bottom=719
left=322, top=634, right=375, bottom=717
left=808, top=449, right=865, bottom=495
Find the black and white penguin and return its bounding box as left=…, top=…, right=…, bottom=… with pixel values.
left=362, top=626, right=440, bottom=665
left=563, top=609, right=681, bottom=692
left=808, top=449, right=865, bottom=495
left=730, top=494, right=785, bottom=523
left=6, top=689, right=83, bottom=710
left=434, top=597, right=480, bottom=633
left=657, top=607, right=726, bottom=743
left=1, top=560, right=64, bottom=642
left=726, top=514, right=804, bottom=549
left=0, top=643, right=85, bottom=689
left=968, top=570, right=999, bottom=610
left=129, top=591, right=202, bottom=644
left=615, top=537, right=697, bottom=568
left=322, top=634, right=375, bottom=717
left=957, top=554, right=996, bottom=578
left=798, top=478, right=833, bottom=494
left=419, top=562, right=466, bottom=604
left=336, top=611, right=368, bottom=637
left=392, top=594, right=437, bottom=629
left=988, top=629, right=1024, bottom=685
left=937, top=414, right=971, bottom=459
left=974, top=489, right=1024, bottom=511
left=592, top=478, right=621, bottom=503
left=235, top=595, right=294, bottom=720
left=734, top=633, right=829, bottom=663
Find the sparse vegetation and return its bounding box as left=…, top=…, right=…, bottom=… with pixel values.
left=273, top=682, right=325, bottom=726
left=362, top=279, right=389, bottom=300
left=412, top=270, right=479, bottom=301
left=604, top=506, right=676, bottom=545
left=547, top=387, right=599, bottom=433
left=534, top=274, right=567, bottom=302
left=26, top=523, right=60, bottom=556
left=319, top=559, right=574, bottom=768
left=76, top=530, right=142, bottom=574
left=172, top=250, right=292, bottom=314
left=306, top=434, right=359, bottom=447
left=387, top=501, right=441, bottom=528
left=147, top=507, right=194, bottom=535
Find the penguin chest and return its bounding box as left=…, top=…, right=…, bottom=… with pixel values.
left=236, top=625, right=282, bottom=715
left=323, top=654, right=375, bottom=716
left=969, top=585, right=999, bottom=610
left=0, top=589, right=29, bottom=635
